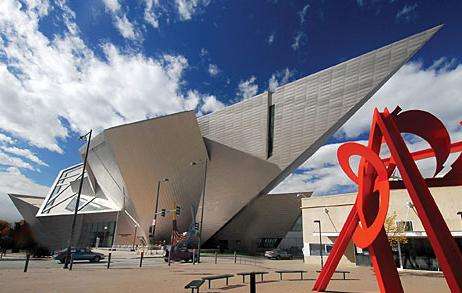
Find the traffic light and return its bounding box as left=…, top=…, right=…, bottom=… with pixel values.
left=161, top=209, right=166, bottom=217
left=194, top=223, right=199, bottom=231
left=175, top=206, right=181, bottom=215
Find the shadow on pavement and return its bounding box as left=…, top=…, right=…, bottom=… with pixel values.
left=218, top=284, right=247, bottom=290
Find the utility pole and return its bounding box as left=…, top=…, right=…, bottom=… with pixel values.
left=63, top=130, right=92, bottom=269
left=197, top=157, right=208, bottom=262
left=151, top=178, right=168, bottom=245
left=314, top=220, right=324, bottom=268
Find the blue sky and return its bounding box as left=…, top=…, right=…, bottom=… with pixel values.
left=1, top=0, right=462, bottom=222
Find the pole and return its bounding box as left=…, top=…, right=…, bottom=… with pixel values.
left=107, top=252, right=112, bottom=269
left=24, top=253, right=30, bottom=272
left=111, top=211, right=119, bottom=251
left=64, top=130, right=92, bottom=269
left=132, top=226, right=137, bottom=251
left=139, top=251, right=144, bottom=267
left=250, top=273, right=256, bottom=293
left=234, top=251, right=237, bottom=263
left=152, top=180, right=161, bottom=245
left=197, top=158, right=208, bottom=262
left=315, top=220, right=324, bottom=268
left=69, top=253, right=74, bottom=271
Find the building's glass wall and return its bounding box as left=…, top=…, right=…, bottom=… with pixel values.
left=257, top=238, right=281, bottom=249
left=398, top=238, right=438, bottom=271
left=355, top=237, right=462, bottom=271
left=78, top=221, right=116, bottom=248
left=309, top=243, right=333, bottom=256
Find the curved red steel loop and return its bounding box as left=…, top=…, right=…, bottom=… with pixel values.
left=315, top=108, right=462, bottom=293
left=337, top=142, right=390, bottom=248
left=395, top=110, right=451, bottom=177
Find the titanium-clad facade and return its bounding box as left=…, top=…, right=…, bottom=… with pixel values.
left=9, top=26, right=440, bottom=252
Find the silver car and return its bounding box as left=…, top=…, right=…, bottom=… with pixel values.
left=264, top=249, right=293, bottom=260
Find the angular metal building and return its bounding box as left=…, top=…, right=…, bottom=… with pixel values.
left=9, top=26, right=440, bottom=253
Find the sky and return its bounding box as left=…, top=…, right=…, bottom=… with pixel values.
left=1, top=0, right=462, bottom=222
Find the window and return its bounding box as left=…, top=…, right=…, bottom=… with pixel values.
left=397, top=221, right=413, bottom=232
left=267, top=105, right=275, bottom=158
left=309, top=243, right=333, bottom=256
left=257, top=238, right=281, bottom=249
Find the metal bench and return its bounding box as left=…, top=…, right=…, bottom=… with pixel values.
left=184, top=279, right=204, bottom=292
left=236, top=271, right=269, bottom=283
left=201, top=274, right=234, bottom=288
left=275, top=270, right=307, bottom=280
left=316, top=270, right=351, bottom=280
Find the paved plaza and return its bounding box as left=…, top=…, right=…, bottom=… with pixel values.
left=0, top=251, right=450, bottom=293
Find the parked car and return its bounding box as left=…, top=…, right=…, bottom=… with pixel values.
left=53, top=248, right=105, bottom=263
left=264, top=249, right=293, bottom=260
left=164, top=245, right=197, bottom=262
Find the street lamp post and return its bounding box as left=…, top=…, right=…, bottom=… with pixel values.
left=314, top=220, right=324, bottom=268
left=151, top=178, right=169, bottom=245
left=63, top=130, right=92, bottom=269
left=197, top=157, right=208, bottom=263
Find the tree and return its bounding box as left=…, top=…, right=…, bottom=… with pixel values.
left=0, top=220, right=11, bottom=237
left=0, top=220, right=12, bottom=253
left=384, top=211, right=408, bottom=248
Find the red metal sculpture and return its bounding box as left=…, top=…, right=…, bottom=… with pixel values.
left=313, top=107, right=462, bottom=293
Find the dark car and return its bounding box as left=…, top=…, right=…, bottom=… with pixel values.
left=264, top=249, right=293, bottom=260
left=164, top=246, right=197, bottom=263
left=53, top=248, right=105, bottom=263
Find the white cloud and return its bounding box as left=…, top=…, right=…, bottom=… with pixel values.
left=101, top=0, right=141, bottom=40
left=1, top=146, right=48, bottom=167
left=200, top=95, right=225, bottom=114
left=0, top=134, right=14, bottom=145
left=299, top=4, right=309, bottom=24
left=396, top=3, right=418, bottom=23
left=271, top=141, right=366, bottom=195
left=268, top=68, right=293, bottom=92
left=238, top=76, right=258, bottom=99
left=208, top=64, right=219, bottom=77
left=267, top=33, right=275, bottom=45
left=175, top=0, right=211, bottom=21
left=0, top=0, right=215, bottom=153
left=200, top=48, right=208, bottom=57
left=0, top=167, right=49, bottom=223
left=0, top=151, right=34, bottom=170
left=102, top=0, right=121, bottom=13
left=292, top=31, right=305, bottom=50
left=114, top=14, right=138, bottom=40
left=144, top=0, right=160, bottom=28
left=337, top=59, right=462, bottom=140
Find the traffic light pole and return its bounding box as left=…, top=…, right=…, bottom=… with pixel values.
left=151, top=178, right=168, bottom=246
left=151, top=180, right=161, bottom=245
left=63, top=130, right=92, bottom=269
